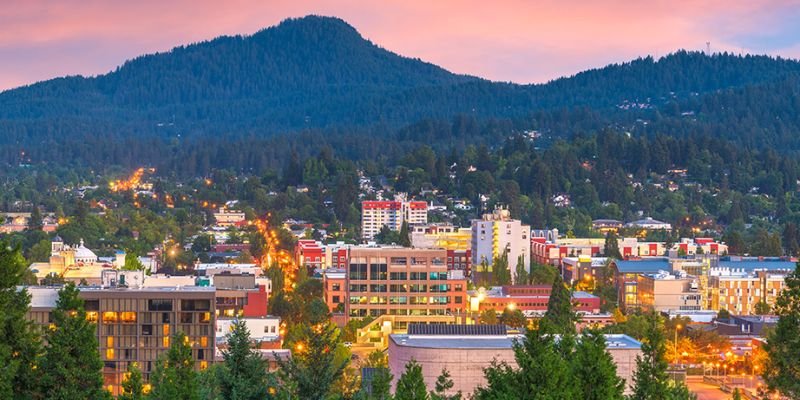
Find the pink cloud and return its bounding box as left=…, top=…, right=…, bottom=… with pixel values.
left=1, top=0, right=799, bottom=90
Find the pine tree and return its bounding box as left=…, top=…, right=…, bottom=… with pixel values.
left=604, top=231, right=622, bottom=259
left=514, top=254, right=529, bottom=284
left=628, top=312, right=695, bottom=400
left=541, top=273, right=576, bottom=334
left=0, top=240, right=42, bottom=399
left=499, top=308, right=527, bottom=328
left=430, top=368, right=461, bottom=400
left=218, top=319, right=274, bottom=400
left=492, top=251, right=511, bottom=286
left=364, top=367, right=393, bottom=400
left=40, top=282, right=110, bottom=399
left=279, top=322, right=349, bottom=400
left=571, top=330, right=625, bottom=400
left=28, top=206, right=43, bottom=231
left=763, top=263, right=800, bottom=398
left=399, top=221, right=411, bottom=247
left=150, top=331, right=199, bottom=400
left=395, top=360, right=428, bottom=400
left=119, top=362, right=146, bottom=400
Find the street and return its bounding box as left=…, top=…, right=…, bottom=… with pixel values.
left=686, top=380, right=729, bottom=400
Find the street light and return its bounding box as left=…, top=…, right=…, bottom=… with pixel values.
left=674, top=324, right=682, bottom=365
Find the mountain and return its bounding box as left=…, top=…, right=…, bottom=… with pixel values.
left=2, top=15, right=800, bottom=172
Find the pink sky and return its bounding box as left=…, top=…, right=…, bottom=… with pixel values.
left=2, top=0, right=800, bottom=91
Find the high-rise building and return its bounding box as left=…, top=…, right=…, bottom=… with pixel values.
left=361, top=197, right=428, bottom=240
left=470, top=208, right=530, bottom=281
left=709, top=268, right=789, bottom=315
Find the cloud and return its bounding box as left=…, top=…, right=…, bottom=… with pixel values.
left=1, top=0, right=799, bottom=91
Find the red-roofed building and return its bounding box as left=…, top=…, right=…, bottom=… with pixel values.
left=361, top=198, right=428, bottom=240
left=296, top=239, right=325, bottom=270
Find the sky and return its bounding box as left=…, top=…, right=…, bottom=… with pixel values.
left=2, top=0, right=800, bottom=91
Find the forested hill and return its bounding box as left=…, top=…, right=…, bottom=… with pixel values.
left=2, top=15, right=800, bottom=172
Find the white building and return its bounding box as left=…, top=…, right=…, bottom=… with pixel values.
left=624, top=217, right=672, bottom=231
left=470, top=208, right=530, bottom=281
left=361, top=195, right=428, bottom=240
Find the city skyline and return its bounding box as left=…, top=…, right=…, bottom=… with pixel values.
left=2, top=0, right=800, bottom=91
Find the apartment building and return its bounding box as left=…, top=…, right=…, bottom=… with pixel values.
left=410, top=223, right=472, bottom=251
left=344, top=246, right=467, bottom=319
left=709, top=268, right=789, bottom=315
left=471, top=208, right=530, bottom=280
left=361, top=198, right=428, bottom=240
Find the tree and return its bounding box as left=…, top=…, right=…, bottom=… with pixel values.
left=0, top=240, right=42, bottom=399
left=28, top=206, right=43, bottom=231
left=541, top=273, right=576, bottom=335
left=499, top=308, right=527, bottom=328
left=399, top=221, right=411, bottom=247
left=571, top=330, right=625, bottom=400
left=604, top=231, right=622, bottom=259
left=119, top=362, right=146, bottom=400
left=218, top=320, right=275, bottom=400
left=279, top=322, right=348, bottom=400
left=754, top=300, right=772, bottom=315
left=430, top=368, right=461, bottom=400
left=492, top=251, right=511, bottom=286
left=529, top=263, right=558, bottom=285
left=628, top=312, right=695, bottom=400
left=730, top=388, right=742, bottom=400
left=395, top=360, right=428, bottom=400
left=763, top=263, right=800, bottom=398
left=150, top=332, right=199, bottom=400
left=514, top=254, right=529, bottom=284
left=479, top=309, right=498, bottom=325
left=122, top=252, right=146, bottom=271
left=717, top=309, right=731, bottom=321
left=40, top=282, right=109, bottom=400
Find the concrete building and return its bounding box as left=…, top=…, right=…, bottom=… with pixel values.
left=212, top=207, right=246, bottom=227
left=388, top=324, right=641, bottom=396
left=343, top=246, right=467, bottom=320
left=410, top=223, right=472, bottom=251
left=27, top=286, right=217, bottom=396
left=471, top=208, right=530, bottom=281
left=361, top=197, right=428, bottom=240
left=610, top=259, right=671, bottom=311
left=709, top=268, right=791, bottom=315
left=636, top=271, right=702, bottom=312
left=624, top=217, right=672, bottom=232
left=468, top=285, right=601, bottom=316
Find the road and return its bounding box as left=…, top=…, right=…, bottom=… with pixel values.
left=686, top=380, right=728, bottom=400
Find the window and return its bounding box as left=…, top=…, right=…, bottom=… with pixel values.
left=332, top=283, right=341, bottom=291
left=349, top=263, right=367, bottom=280
left=332, top=296, right=340, bottom=303
left=181, top=299, right=211, bottom=311
left=390, top=272, right=407, bottom=280
left=148, top=299, right=173, bottom=311
left=102, top=312, right=118, bottom=323
left=162, top=313, right=171, bottom=323
left=120, top=312, right=136, bottom=323
left=142, top=325, right=153, bottom=336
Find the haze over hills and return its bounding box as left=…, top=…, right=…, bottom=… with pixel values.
left=1, top=15, right=800, bottom=172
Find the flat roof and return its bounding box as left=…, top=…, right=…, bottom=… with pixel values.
left=390, top=333, right=640, bottom=350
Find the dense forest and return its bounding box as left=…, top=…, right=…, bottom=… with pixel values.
left=2, top=16, right=800, bottom=174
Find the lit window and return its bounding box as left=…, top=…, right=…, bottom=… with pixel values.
left=106, top=348, right=115, bottom=359
left=107, top=336, right=114, bottom=347
left=162, top=337, right=170, bottom=347
left=120, top=312, right=136, bottom=323
left=86, top=312, right=98, bottom=322
left=200, top=337, right=208, bottom=347
left=200, top=361, right=208, bottom=370
left=102, top=312, right=118, bottom=323
left=162, top=325, right=170, bottom=336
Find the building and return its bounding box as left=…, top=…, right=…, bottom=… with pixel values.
left=636, top=271, right=702, bottom=313
left=361, top=197, right=428, bottom=240
left=624, top=217, right=672, bottom=232
left=468, top=285, right=601, bottom=316
left=296, top=239, right=325, bottom=270
left=530, top=229, right=638, bottom=265
left=27, top=286, right=217, bottom=396
left=0, top=211, right=59, bottom=233
left=323, top=268, right=347, bottom=313
left=410, top=224, right=472, bottom=251
left=212, top=208, right=246, bottom=227
left=471, top=208, right=530, bottom=281
left=388, top=324, right=641, bottom=396
left=610, top=259, right=671, bottom=311
left=343, top=246, right=467, bottom=320
left=709, top=268, right=791, bottom=315
left=592, top=219, right=623, bottom=234
left=30, top=237, right=152, bottom=284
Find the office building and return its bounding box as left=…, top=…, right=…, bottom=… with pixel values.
left=361, top=197, right=428, bottom=240
left=636, top=271, right=702, bottom=312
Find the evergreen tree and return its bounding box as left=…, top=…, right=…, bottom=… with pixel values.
left=474, top=328, right=575, bottom=399
left=571, top=330, right=625, bottom=400
left=541, top=273, right=576, bottom=334
left=279, top=322, right=348, bottom=400
left=40, top=282, right=109, bottom=399
left=150, top=332, right=199, bottom=400
left=395, top=360, right=428, bottom=400
left=0, top=240, right=42, bottom=400
left=492, top=251, right=511, bottom=286
left=604, top=231, right=622, bottom=259
left=754, top=300, right=772, bottom=315
left=119, top=362, right=146, bottom=400
left=499, top=308, right=527, bottom=328
left=28, top=206, right=43, bottom=231
left=361, top=367, right=393, bottom=400
left=763, top=263, right=800, bottom=398
left=479, top=309, right=498, bottom=325
left=218, top=320, right=275, bottom=400
left=399, top=221, right=411, bottom=247
left=430, top=368, right=461, bottom=400
left=627, top=312, right=695, bottom=400
left=514, top=254, right=529, bottom=284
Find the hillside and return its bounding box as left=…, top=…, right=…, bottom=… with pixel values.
left=2, top=15, right=800, bottom=171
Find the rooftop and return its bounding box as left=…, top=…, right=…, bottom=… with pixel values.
left=613, top=258, right=670, bottom=273
left=390, top=332, right=641, bottom=350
